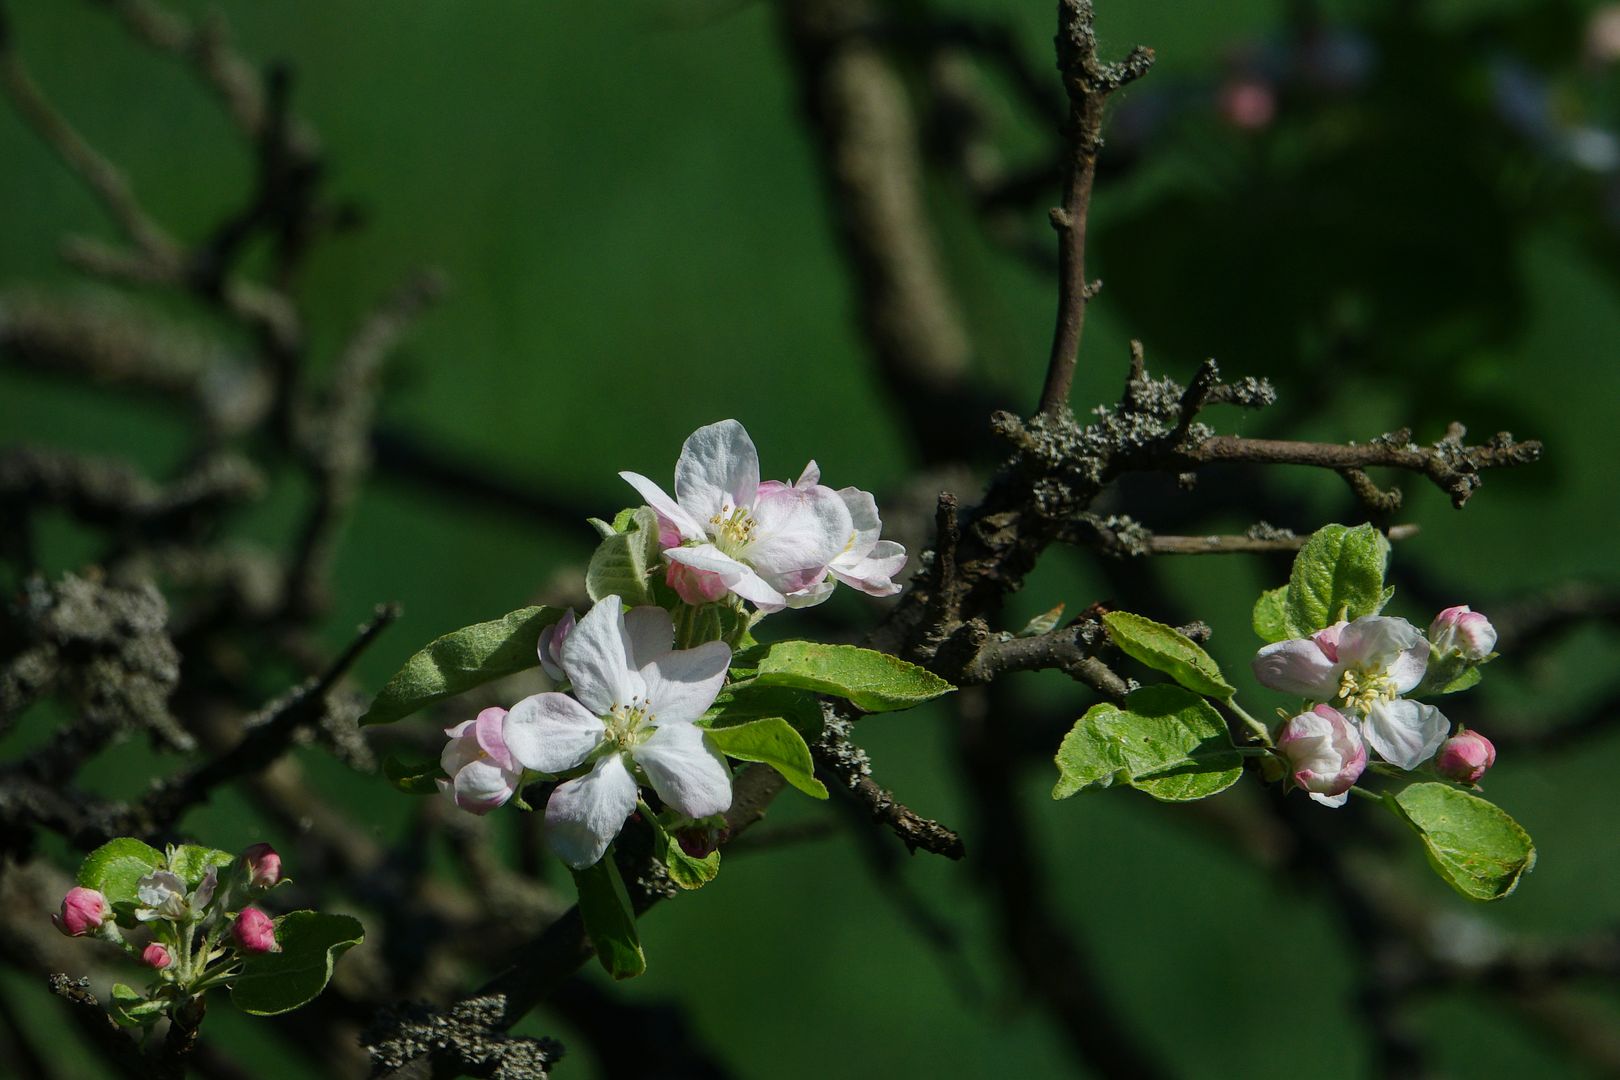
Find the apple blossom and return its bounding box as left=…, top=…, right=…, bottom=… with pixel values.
left=438, top=707, right=524, bottom=815
left=502, top=596, right=732, bottom=868
left=1276, top=704, right=1367, bottom=807
left=134, top=868, right=216, bottom=922
left=1429, top=605, right=1497, bottom=661
left=141, top=942, right=173, bottom=969
left=52, top=887, right=108, bottom=937
left=620, top=419, right=854, bottom=613
left=1252, top=614, right=1448, bottom=769
left=242, top=842, right=282, bottom=889
left=232, top=907, right=278, bottom=954
left=1436, top=729, right=1497, bottom=785
left=537, top=608, right=576, bottom=681
left=760, top=462, right=908, bottom=605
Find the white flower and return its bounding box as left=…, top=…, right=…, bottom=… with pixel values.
left=438, top=706, right=524, bottom=815
left=1252, top=614, right=1448, bottom=769
left=502, top=596, right=733, bottom=868
left=763, top=462, right=908, bottom=605
left=133, top=867, right=215, bottom=922
left=620, top=420, right=854, bottom=613
left=1276, top=704, right=1367, bottom=808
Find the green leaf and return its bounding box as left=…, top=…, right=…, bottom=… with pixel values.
left=229, top=912, right=364, bottom=1016
left=1053, top=684, right=1243, bottom=802
left=751, top=641, right=953, bottom=712
left=382, top=754, right=444, bottom=795
left=705, top=717, right=828, bottom=799
left=1285, top=523, right=1392, bottom=635
left=1103, top=611, right=1234, bottom=699
left=109, top=983, right=166, bottom=1027
left=1438, top=666, right=1483, bottom=694
left=1016, top=603, right=1066, bottom=638
left=361, top=605, right=564, bottom=726
left=703, top=684, right=824, bottom=739
left=572, top=857, right=646, bottom=980
left=168, top=844, right=236, bottom=889
left=1386, top=783, right=1536, bottom=901
left=585, top=506, right=661, bottom=607
left=643, top=809, right=721, bottom=890
left=77, top=838, right=165, bottom=906
left=1252, top=586, right=1292, bottom=644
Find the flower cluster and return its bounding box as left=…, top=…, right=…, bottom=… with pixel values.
left=437, top=420, right=907, bottom=869
left=1257, top=606, right=1499, bottom=806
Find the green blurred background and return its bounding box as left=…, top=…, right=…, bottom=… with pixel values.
left=3, top=0, right=1619, bottom=1076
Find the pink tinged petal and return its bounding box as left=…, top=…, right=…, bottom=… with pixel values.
left=784, top=578, right=838, bottom=608
left=473, top=706, right=514, bottom=771
left=1336, top=616, right=1424, bottom=674
left=1436, top=729, right=1496, bottom=784
left=830, top=540, right=907, bottom=596
left=666, top=561, right=730, bottom=605
left=633, top=722, right=733, bottom=819
left=721, top=567, right=788, bottom=612
left=560, top=596, right=645, bottom=716
left=620, top=471, right=706, bottom=541
left=1311, top=621, right=1347, bottom=663
left=1362, top=698, right=1449, bottom=770
left=745, top=484, right=853, bottom=585
left=641, top=640, right=731, bottom=726
left=621, top=605, right=675, bottom=669
left=1251, top=637, right=1341, bottom=698
left=675, top=419, right=760, bottom=520
left=503, top=693, right=606, bottom=774
left=1278, top=704, right=1365, bottom=796
left=665, top=545, right=788, bottom=611
left=451, top=759, right=519, bottom=814
left=441, top=720, right=479, bottom=776
left=537, top=609, right=575, bottom=681
left=544, top=752, right=639, bottom=869
left=796, top=460, right=821, bottom=488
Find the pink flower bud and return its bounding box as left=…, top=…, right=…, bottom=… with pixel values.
left=1277, top=704, right=1367, bottom=807
left=241, top=843, right=282, bottom=889
left=52, top=887, right=109, bottom=937
left=231, top=907, right=279, bottom=954
left=140, top=943, right=172, bottom=969
left=1429, top=606, right=1497, bottom=660
left=536, top=609, right=576, bottom=681
left=1436, top=729, right=1496, bottom=784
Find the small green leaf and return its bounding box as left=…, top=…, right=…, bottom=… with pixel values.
left=229, top=912, right=364, bottom=1016
left=703, top=684, right=824, bottom=739
left=643, top=809, right=721, bottom=890
left=1438, top=667, right=1483, bottom=694
left=361, top=605, right=564, bottom=726
left=1286, top=523, right=1392, bottom=635
left=1103, top=611, right=1234, bottom=699
left=585, top=506, right=661, bottom=607
left=1016, top=603, right=1066, bottom=638
left=382, top=754, right=444, bottom=795
left=705, top=717, right=828, bottom=799
left=751, top=641, right=953, bottom=712
left=168, top=844, right=236, bottom=889
left=109, top=983, right=166, bottom=1027
left=1252, top=586, right=1292, bottom=644
left=1053, top=685, right=1242, bottom=802
left=572, top=857, right=646, bottom=979
left=1387, top=783, right=1536, bottom=901
left=77, top=838, right=165, bottom=906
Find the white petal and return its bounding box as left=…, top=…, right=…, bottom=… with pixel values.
left=620, top=471, right=706, bottom=541
left=560, top=596, right=644, bottom=715
left=785, top=578, right=838, bottom=608
left=503, top=693, right=606, bottom=774
left=1386, top=638, right=1431, bottom=696
left=622, top=605, right=674, bottom=669
left=452, top=760, right=518, bottom=814
left=796, top=460, right=820, bottom=487
left=1308, top=791, right=1350, bottom=808
left=830, top=540, right=907, bottom=596
left=633, top=723, right=733, bottom=818
left=665, top=545, right=788, bottom=610
left=1251, top=638, right=1341, bottom=698
left=675, top=419, right=760, bottom=521
left=745, top=484, right=851, bottom=585
left=1337, top=616, right=1422, bottom=672
left=642, top=640, right=730, bottom=726
left=1361, top=699, right=1449, bottom=770
left=544, top=753, right=639, bottom=868
left=836, top=486, right=883, bottom=555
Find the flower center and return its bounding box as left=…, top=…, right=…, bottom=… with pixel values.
left=709, top=505, right=758, bottom=556
left=605, top=699, right=655, bottom=748
left=1338, top=667, right=1395, bottom=714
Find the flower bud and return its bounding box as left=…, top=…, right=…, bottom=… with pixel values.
left=1436, top=729, right=1496, bottom=785
left=242, top=843, right=282, bottom=889
left=536, top=609, right=576, bottom=681
left=438, top=707, right=522, bottom=815
left=52, top=887, right=109, bottom=937
left=1277, top=704, right=1367, bottom=808
left=1429, top=606, right=1497, bottom=661
left=231, top=907, right=279, bottom=954
left=140, top=943, right=172, bottom=969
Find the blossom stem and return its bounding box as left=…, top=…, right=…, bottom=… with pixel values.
left=1225, top=699, right=1274, bottom=747
left=1346, top=785, right=1384, bottom=803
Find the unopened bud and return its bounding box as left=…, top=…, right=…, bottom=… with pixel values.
left=242, top=843, right=282, bottom=889
left=1429, top=606, right=1497, bottom=660
left=52, top=887, right=109, bottom=937
left=231, top=907, right=279, bottom=954
left=1436, top=729, right=1496, bottom=785
left=141, top=943, right=172, bottom=969
left=1277, top=704, right=1367, bottom=808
